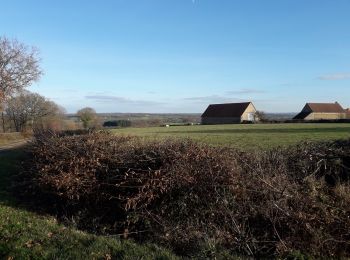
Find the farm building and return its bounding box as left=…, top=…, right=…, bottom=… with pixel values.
left=201, top=102, right=258, bottom=124
left=293, top=102, right=347, bottom=120
left=345, top=108, right=350, bottom=119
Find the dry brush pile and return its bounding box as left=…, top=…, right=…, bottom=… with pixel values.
left=17, top=131, right=350, bottom=258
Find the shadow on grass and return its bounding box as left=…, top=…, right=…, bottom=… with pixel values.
left=157, top=127, right=350, bottom=135
left=0, top=147, right=29, bottom=206
left=0, top=145, right=53, bottom=214
left=0, top=145, right=47, bottom=216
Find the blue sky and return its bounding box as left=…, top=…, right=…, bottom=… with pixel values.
left=1, top=0, right=349, bottom=113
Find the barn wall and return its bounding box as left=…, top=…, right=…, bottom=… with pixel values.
left=241, top=103, right=257, bottom=121
left=201, top=117, right=241, bottom=125
left=305, top=113, right=346, bottom=120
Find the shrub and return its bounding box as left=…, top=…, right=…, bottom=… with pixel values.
left=18, top=133, right=350, bottom=258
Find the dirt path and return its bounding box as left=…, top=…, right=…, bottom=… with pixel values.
left=0, top=139, right=30, bottom=154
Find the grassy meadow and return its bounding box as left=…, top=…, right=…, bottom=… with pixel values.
left=111, top=123, right=350, bottom=149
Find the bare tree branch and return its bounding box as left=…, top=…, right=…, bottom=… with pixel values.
left=5, top=91, right=60, bottom=132
left=0, top=36, right=42, bottom=106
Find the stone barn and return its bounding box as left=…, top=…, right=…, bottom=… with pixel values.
left=345, top=108, right=350, bottom=119
left=293, top=102, right=347, bottom=120
left=201, top=102, right=258, bottom=124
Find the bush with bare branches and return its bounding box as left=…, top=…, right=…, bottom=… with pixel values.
left=18, top=132, right=350, bottom=258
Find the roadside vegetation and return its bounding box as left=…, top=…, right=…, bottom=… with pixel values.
left=0, top=149, right=178, bottom=259
left=0, top=132, right=27, bottom=146
left=17, top=131, right=350, bottom=258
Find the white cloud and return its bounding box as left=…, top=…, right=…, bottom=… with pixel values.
left=318, top=73, right=350, bottom=80
left=85, top=95, right=163, bottom=106
left=184, top=95, right=245, bottom=104
left=226, top=88, right=266, bottom=95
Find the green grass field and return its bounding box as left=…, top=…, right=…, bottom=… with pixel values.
left=111, top=123, right=350, bottom=149
left=0, top=149, right=178, bottom=259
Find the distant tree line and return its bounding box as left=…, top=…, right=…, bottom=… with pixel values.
left=103, top=120, right=132, bottom=128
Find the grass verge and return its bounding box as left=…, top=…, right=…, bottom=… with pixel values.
left=0, top=132, right=26, bottom=146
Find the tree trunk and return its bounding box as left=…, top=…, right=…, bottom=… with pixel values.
left=1, top=112, right=5, bottom=133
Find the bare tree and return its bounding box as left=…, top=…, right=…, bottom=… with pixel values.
left=5, top=91, right=60, bottom=132
left=255, top=110, right=267, bottom=122
left=77, top=107, right=98, bottom=129
left=0, top=36, right=43, bottom=131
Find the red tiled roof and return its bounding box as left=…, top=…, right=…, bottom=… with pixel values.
left=306, top=102, right=345, bottom=113
left=201, top=102, right=251, bottom=118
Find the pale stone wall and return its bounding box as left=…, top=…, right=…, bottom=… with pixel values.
left=304, top=113, right=347, bottom=120
left=241, top=103, right=257, bottom=121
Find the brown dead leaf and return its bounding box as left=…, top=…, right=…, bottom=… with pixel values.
left=25, top=240, right=34, bottom=248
